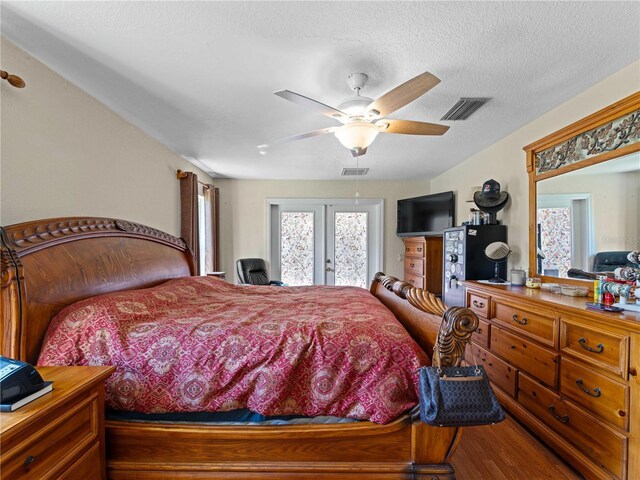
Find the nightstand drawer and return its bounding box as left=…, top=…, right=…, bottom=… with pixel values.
left=492, top=300, right=558, bottom=347
left=1, top=395, right=98, bottom=480
left=468, top=292, right=490, bottom=318
left=491, top=326, right=558, bottom=388
left=59, top=443, right=100, bottom=480
left=560, top=356, right=629, bottom=430
left=560, top=319, right=629, bottom=379
left=404, top=257, right=424, bottom=276
left=518, top=373, right=626, bottom=480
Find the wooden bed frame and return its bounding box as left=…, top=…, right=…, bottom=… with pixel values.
left=0, top=217, right=479, bottom=480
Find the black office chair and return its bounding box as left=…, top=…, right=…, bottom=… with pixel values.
left=593, top=251, right=634, bottom=272
left=236, top=258, right=284, bottom=286
left=568, top=251, right=633, bottom=279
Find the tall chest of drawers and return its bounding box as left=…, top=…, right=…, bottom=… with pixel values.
left=464, top=281, right=640, bottom=480
left=402, top=236, right=443, bottom=295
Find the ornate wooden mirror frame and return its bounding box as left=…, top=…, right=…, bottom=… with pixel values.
left=524, top=91, right=640, bottom=287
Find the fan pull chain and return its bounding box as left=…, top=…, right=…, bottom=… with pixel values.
left=355, top=153, right=360, bottom=205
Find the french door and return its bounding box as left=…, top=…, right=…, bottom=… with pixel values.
left=269, top=199, right=383, bottom=287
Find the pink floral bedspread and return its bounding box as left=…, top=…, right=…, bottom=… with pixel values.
left=38, top=276, right=428, bottom=423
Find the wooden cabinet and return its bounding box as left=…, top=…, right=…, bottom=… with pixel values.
left=402, top=236, right=443, bottom=294
left=465, top=282, right=640, bottom=480
left=0, top=366, right=114, bottom=480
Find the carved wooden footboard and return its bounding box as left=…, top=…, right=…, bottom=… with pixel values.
left=1, top=218, right=479, bottom=479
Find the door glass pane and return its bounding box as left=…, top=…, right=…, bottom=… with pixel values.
left=538, top=207, right=571, bottom=277
left=280, top=212, right=315, bottom=286
left=334, top=212, right=368, bottom=288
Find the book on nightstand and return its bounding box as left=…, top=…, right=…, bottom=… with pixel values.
left=0, top=381, right=53, bottom=412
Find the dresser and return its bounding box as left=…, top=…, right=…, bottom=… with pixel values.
left=402, top=236, right=443, bottom=294
left=0, top=366, right=114, bottom=480
left=464, top=281, right=640, bottom=480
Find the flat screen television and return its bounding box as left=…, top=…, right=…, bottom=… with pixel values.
left=397, top=191, right=455, bottom=237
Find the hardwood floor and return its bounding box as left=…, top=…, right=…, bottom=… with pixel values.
left=451, top=415, right=583, bottom=479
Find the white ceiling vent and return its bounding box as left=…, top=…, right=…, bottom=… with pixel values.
left=341, top=167, right=369, bottom=176
left=441, top=98, right=491, bottom=121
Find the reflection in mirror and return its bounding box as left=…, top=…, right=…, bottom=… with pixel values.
left=536, top=152, right=639, bottom=278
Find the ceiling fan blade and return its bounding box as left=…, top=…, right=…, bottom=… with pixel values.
left=380, top=119, right=449, bottom=136
left=350, top=147, right=368, bottom=157
left=367, top=72, right=441, bottom=117
left=274, top=90, right=347, bottom=122
left=272, top=127, right=338, bottom=145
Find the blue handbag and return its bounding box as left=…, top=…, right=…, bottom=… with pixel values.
left=418, top=348, right=505, bottom=427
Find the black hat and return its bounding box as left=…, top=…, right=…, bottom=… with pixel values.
left=473, top=179, right=509, bottom=213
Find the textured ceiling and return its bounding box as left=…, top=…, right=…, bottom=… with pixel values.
left=2, top=1, right=639, bottom=180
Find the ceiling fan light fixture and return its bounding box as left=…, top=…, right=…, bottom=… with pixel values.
left=334, top=122, right=380, bottom=150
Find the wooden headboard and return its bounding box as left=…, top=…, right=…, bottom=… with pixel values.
left=1, top=217, right=194, bottom=363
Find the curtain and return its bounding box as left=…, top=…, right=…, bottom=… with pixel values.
left=178, top=170, right=200, bottom=275
left=178, top=169, right=220, bottom=275
left=203, top=184, right=220, bottom=272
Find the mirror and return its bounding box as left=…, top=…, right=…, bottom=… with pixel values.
left=535, top=152, right=639, bottom=279
left=525, top=92, right=640, bottom=285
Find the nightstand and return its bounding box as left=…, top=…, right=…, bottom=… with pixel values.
left=0, top=366, right=114, bottom=480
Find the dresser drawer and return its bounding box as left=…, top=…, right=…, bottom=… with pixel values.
left=491, top=326, right=558, bottom=388
left=472, top=318, right=490, bottom=349
left=404, top=241, right=426, bottom=257
left=468, top=343, right=517, bottom=397
left=404, top=272, right=424, bottom=289
left=518, top=373, right=627, bottom=480
left=404, top=257, right=424, bottom=276
left=492, top=299, right=558, bottom=348
left=467, top=292, right=490, bottom=318
left=1, top=395, right=98, bottom=480
left=560, top=356, right=629, bottom=430
left=560, top=319, right=629, bottom=379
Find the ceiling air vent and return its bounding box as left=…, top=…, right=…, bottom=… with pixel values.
left=440, top=97, right=491, bottom=121
left=341, top=168, right=369, bottom=176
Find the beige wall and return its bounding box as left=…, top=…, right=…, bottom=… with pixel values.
left=214, top=179, right=431, bottom=281
left=429, top=60, right=640, bottom=274
left=0, top=38, right=212, bottom=237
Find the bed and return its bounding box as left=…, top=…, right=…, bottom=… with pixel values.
left=0, top=217, right=479, bottom=480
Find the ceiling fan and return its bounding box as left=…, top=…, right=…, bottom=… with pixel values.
left=266, top=71, right=449, bottom=157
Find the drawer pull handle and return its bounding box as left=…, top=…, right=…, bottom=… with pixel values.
left=409, top=279, right=414, bottom=284
left=476, top=328, right=482, bottom=334
left=410, top=263, right=415, bottom=268
left=417, top=247, right=423, bottom=253
left=579, top=337, right=604, bottom=353
left=512, top=314, right=528, bottom=325
left=473, top=300, right=485, bottom=308
left=24, top=455, right=36, bottom=467
left=576, top=379, right=601, bottom=397
left=548, top=405, right=569, bottom=424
